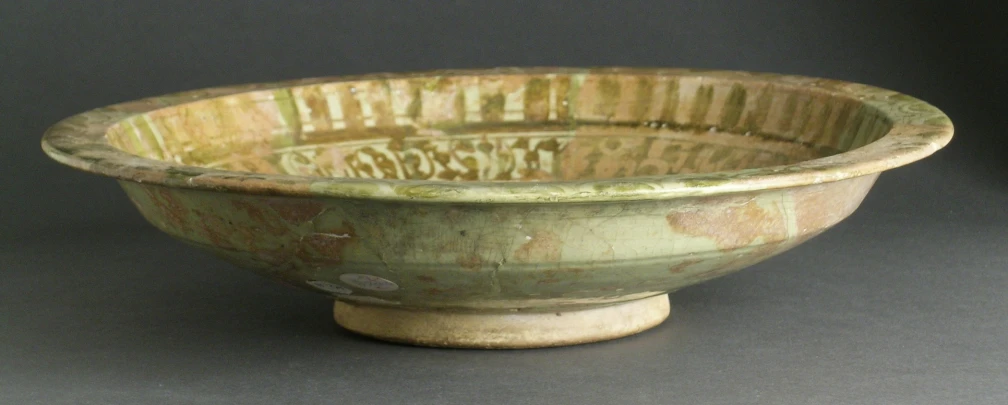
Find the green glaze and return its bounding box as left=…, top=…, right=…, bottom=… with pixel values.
left=659, top=78, right=680, bottom=123
left=480, top=93, right=505, bottom=121
left=406, top=86, right=423, bottom=121
left=42, top=68, right=953, bottom=345
left=117, top=175, right=880, bottom=310
left=632, top=77, right=654, bottom=120
left=744, top=84, right=774, bottom=132
left=720, top=84, right=747, bottom=129
left=778, top=91, right=800, bottom=134
left=689, top=85, right=714, bottom=125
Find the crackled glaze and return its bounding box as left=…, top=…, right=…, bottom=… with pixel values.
left=42, top=68, right=953, bottom=348
left=119, top=173, right=876, bottom=311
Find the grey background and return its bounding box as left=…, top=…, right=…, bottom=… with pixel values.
left=2, top=1, right=1006, bottom=404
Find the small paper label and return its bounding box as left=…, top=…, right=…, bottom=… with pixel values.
left=338, top=273, right=399, bottom=291
left=306, top=280, right=352, bottom=295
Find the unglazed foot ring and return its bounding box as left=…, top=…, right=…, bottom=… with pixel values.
left=332, top=294, right=671, bottom=349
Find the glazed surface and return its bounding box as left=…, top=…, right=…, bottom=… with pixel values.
left=42, top=68, right=952, bottom=345
left=44, top=68, right=952, bottom=203
left=120, top=173, right=877, bottom=310
left=103, top=72, right=894, bottom=182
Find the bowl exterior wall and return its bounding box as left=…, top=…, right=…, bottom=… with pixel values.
left=119, top=174, right=877, bottom=310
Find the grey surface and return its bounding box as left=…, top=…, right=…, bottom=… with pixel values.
left=3, top=1, right=1007, bottom=404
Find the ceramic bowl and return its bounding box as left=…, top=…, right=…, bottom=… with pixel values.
left=42, top=68, right=952, bottom=348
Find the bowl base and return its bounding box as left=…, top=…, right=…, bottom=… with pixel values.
left=332, top=294, right=670, bottom=349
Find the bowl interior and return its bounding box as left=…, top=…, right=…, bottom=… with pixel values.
left=104, top=72, right=892, bottom=182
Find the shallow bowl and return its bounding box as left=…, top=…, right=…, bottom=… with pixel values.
left=42, top=68, right=953, bottom=348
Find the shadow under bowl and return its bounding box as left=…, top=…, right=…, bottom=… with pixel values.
left=42, top=67, right=953, bottom=348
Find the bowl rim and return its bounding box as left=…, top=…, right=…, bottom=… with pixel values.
left=41, top=67, right=953, bottom=203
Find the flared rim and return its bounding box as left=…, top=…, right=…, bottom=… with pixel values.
left=41, top=67, right=953, bottom=203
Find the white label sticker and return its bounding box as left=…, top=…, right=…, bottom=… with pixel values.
left=306, top=280, right=352, bottom=295
left=338, top=273, right=399, bottom=291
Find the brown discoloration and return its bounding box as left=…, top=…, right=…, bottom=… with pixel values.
left=147, top=187, right=189, bottom=230
left=456, top=254, right=483, bottom=271
left=531, top=267, right=584, bottom=285
left=186, top=202, right=298, bottom=266
left=292, top=86, right=332, bottom=131
left=231, top=200, right=268, bottom=222
left=412, top=206, right=431, bottom=218
left=524, top=77, right=550, bottom=121
left=687, top=241, right=786, bottom=281
left=557, top=137, right=596, bottom=180
left=338, top=83, right=365, bottom=128
left=444, top=208, right=464, bottom=223
left=553, top=76, right=571, bottom=120
left=193, top=209, right=231, bottom=248
left=792, top=176, right=874, bottom=232
left=513, top=231, right=563, bottom=263
left=518, top=169, right=553, bottom=181
left=231, top=199, right=288, bottom=236
left=668, top=259, right=702, bottom=274
left=685, top=267, right=734, bottom=282
left=734, top=241, right=786, bottom=266
left=314, top=215, right=357, bottom=235
left=296, top=222, right=357, bottom=266
left=543, top=268, right=584, bottom=277
left=251, top=246, right=293, bottom=267
left=266, top=200, right=326, bottom=224
left=354, top=81, right=395, bottom=127
left=315, top=220, right=356, bottom=239
left=416, top=275, right=436, bottom=283
left=666, top=197, right=787, bottom=250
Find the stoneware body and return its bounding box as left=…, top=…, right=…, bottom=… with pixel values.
left=42, top=68, right=953, bottom=348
